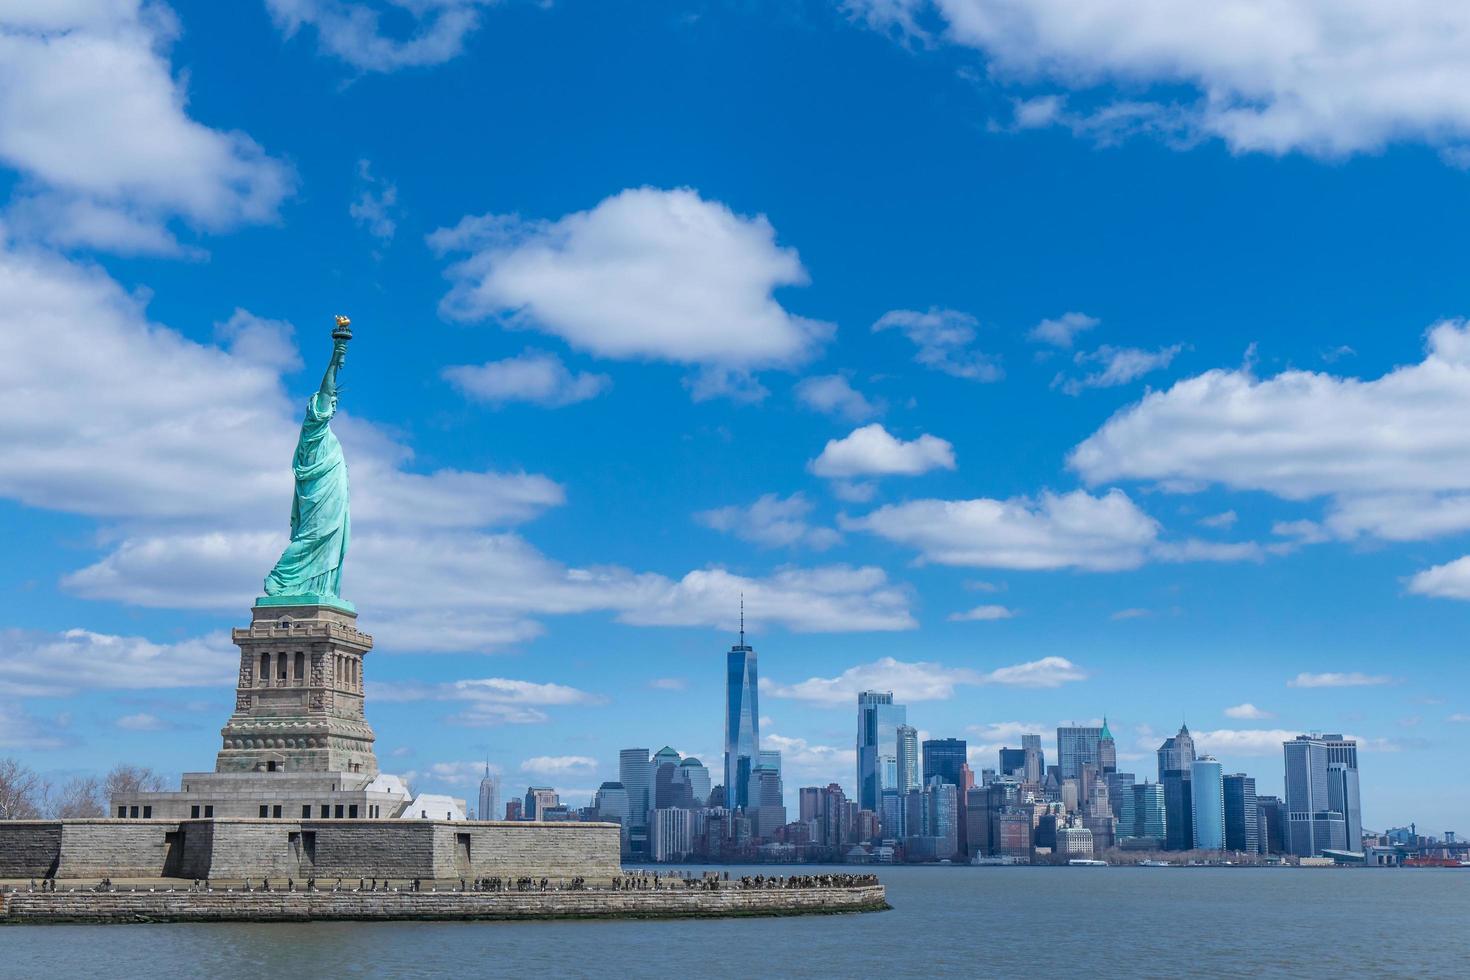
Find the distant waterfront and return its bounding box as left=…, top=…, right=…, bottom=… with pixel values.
left=6, top=866, right=1465, bottom=978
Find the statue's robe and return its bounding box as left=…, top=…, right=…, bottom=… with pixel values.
left=263, top=391, right=350, bottom=597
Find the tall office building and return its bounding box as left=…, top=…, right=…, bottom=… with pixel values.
left=523, top=786, right=558, bottom=821
left=1022, top=734, right=1044, bottom=783
left=593, top=781, right=629, bottom=826
left=1284, top=734, right=1359, bottom=856
left=1223, top=773, right=1260, bottom=854
left=1256, top=795, right=1286, bottom=854
left=998, top=747, right=1026, bottom=777
left=676, top=757, right=711, bottom=806
left=857, top=691, right=906, bottom=812
left=1191, top=756, right=1225, bottom=850
left=1323, top=735, right=1363, bottom=849
left=1133, top=782, right=1167, bottom=841
left=1158, top=724, right=1197, bottom=851
left=619, top=747, right=653, bottom=849
left=753, top=751, right=786, bottom=838
left=1098, top=718, right=1117, bottom=774
left=922, top=738, right=968, bottom=787
left=724, top=615, right=760, bottom=811
left=651, top=807, right=695, bottom=861
left=1162, top=771, right=1193, bottom=850
left=897, top=725, right=920, bottom=793
left=1057, top=726, right=1104, bottom=781
left=477, top=764, right=498, bottom=823
left=1157, top=724, right=1197, bottom=780
left=1106, top=771, right=1136, bottom=837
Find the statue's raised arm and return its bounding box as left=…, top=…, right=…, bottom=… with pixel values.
left=260, top=316, right=355, bottom=610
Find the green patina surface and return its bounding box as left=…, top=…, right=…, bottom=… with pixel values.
left=259, top=327, right=354, bottom=609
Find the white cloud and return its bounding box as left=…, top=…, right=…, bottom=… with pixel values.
left=265, top=0, right=497, bottom=72
left=964, top=721, right=1046, bottom=759
left=1029, top=311, right=1098, bottom=349
left=766, top=654, right=1085, bottom=705
left=520, top=755, right=598, bottom=776
left=794, top=374, right=881, bottom=421
left=830, top=480, right=878, bottom=504
left=1057, top=344, right=1182, bottom=395
left=696, top=493, right=841, bottom=551
left=761, top=733, right=855, bottom=779
left=1224, top=703, right=1274, bottom=720
left=809, top=424, right=956, bottom=478
left=0, top=2, right=292, bottom=252
left=1151, top=538, right=1264, bottom=563
left=618, top=565, right=916, bottom=634
left=649, top=677, right=687, bottom=691
left=1071, top=322, right=1470, bottom=543
left=350, top=159, right=397, bottom=242
left=948, top=604, right=1016, bottom=622
left=213, top=308, right=302, bottom=373
left=1198, top=510, right=1238, bottom=529
left=1407, top=554, right=1470, bottom=601
left=858, top=0, right=1470, bottom=159
left=444, top=350, right=611, bottom=407
left=0, top=628, right=236, bottom=698
left=419, top=760, right=495, bottom=787
left=431, top=187, right=832, bottom=392
left=116, top=713, right=171, bottom=732
left=1191, top=728, right=1305, bottom=757
left=1287, top=672, right=1394, bottom=689
left=981, top=656, right=1086, bottom=687
left=372, top=675, right=605, bottom=727
left=850, top=488, right=1158, bottom=571
left=0, top=700, right=71, bottom=750
left=1449, top=713, right=1470, bottom=723
left=872, top=307, right=1002, bottom=381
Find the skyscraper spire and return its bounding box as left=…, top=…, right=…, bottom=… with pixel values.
left=739, top=592, right=745, bottom=647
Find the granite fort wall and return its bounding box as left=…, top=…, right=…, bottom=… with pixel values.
left=0, top=885, right=888, bottom=923
left=0, top=824, right=62, bottom=878
left=0, top=820, right=620, bottom=881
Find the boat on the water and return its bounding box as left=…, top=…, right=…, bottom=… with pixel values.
left=1068, top=859, right=1108, bottom=867
left=1139, top=860, right=1172, bottom=867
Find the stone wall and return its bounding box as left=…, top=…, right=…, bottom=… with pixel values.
left=55, top=823, right=176, bottom=879
left=0, top=819, right=620, bottom=882
left=0, top=885, right=888, bottom=923
left=0, top=824, right=61, bottom=878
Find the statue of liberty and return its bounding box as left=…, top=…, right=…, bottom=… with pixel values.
left=260, top=316, right=354, bottom=608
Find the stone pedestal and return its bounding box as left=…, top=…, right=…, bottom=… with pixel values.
left=217, top=602, right=378, bottom=776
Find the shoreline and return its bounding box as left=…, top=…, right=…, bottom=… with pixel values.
left=0, top=881, right=889, bottom=925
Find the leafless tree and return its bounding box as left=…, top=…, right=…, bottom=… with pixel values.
left=0, top=757, right=45, bottom=819
left=50, top=775, right=105, bottom=818
left=103, top=764, right=168, bottom=803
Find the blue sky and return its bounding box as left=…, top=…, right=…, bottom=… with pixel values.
left=3, top=0, right=1469, bottom=833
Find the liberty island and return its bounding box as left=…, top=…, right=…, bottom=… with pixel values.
left=0, top=321, right=887, bottom=922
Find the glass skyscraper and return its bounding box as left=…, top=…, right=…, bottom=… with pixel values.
left=1284, top=734, right=1359, bottom=856
left=1133, top=781, right=1167, bottom=841
left=897, top=724, right=920, bottom=793
left=1158, top=724, right=1197, bottom=850
left=1223, top=772, right=1261, bottom=853
left=1191, top=756, right=1225, bottom=850
left=857, top=691, right=906, bottom=813
left=724, top=632, right=760, bottom=810
left=922, top=738, right=968, bottom=787
left=1056, top=726, right=1104, bottom=781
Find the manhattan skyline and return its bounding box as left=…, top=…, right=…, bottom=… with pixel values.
left=4, top=1, right=1470, bottom=835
